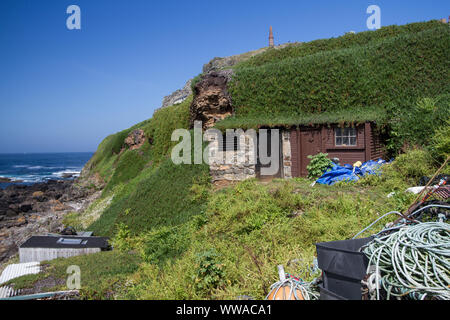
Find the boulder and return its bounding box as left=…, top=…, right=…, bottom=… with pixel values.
left=19, top=203, right=33, bottom=213
left=190, top=70, right=234, bottom=129
left=124, top=129, right=146, bottom=151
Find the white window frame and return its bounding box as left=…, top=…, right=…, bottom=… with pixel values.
left=335, top=127, right=357, bottom=146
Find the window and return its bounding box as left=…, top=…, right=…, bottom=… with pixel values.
left=335, top=128, right=357, bottom=146
left=57, top=238, right=87, bottom=245
left=220, top=134, right=240, bottom=151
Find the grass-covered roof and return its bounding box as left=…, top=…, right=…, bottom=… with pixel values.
left=216, top=21, right=449, bottom=129
left=215, top=105, right=387, bottom=130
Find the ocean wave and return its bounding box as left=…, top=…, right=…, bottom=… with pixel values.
left=0, top=153, right=92, bottom=187
left=7, top=175, right=42, bottom=183
left=13, top=165, right=63, bottom=170
left=52, top=170, right=81, bottom=178
left=1, top=170, right=81, bottom=183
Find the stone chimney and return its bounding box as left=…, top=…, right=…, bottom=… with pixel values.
left=269, top=26, right=274, bottom=47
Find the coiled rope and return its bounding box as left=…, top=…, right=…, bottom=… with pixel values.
left=352, top=204, right=450, bottom=240
left=362, top=222, right=450, bottom=300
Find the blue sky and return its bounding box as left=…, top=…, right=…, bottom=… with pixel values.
left=0, top=0, right=448, bottom=153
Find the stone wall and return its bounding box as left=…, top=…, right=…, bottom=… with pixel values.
left=207, top=130, right=293, bottom=182
left=282, top=131, right=292, bottom=179
left=207, top=131, right=256, bottom=182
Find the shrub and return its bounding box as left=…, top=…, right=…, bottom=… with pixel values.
left=193, top=249, right=225, bottom=293
left=307, top=153, right=332, bottom=179
left=389, top=95, right=450, bottom=154
left=428, top=120, right=450, bottom=162
left=386, top=149, right=435, bottom=185
left=141, top=226, right=190, bottom=265
left=112, top=223, right=133, bottom=251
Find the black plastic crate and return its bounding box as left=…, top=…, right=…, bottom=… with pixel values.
left=319, top=285, right=348, bottom=300
left=316, top=236, right=373, bottom=300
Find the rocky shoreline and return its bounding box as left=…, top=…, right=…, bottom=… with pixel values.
left=0, top=177, right=24, bottom=183
left=0, top=179, right=97, bottom=264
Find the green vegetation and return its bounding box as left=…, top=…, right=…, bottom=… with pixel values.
left=429, top=120, right=450, bottom=161
left=139, top=95, right=192, bottom=164
left=235, top=21, right=444, bottom=69
left=12, top=150, right=430, bottom=299
left=227, top=22, right=449, bottom=127
left=387, top=94, right=450, bottom=160
left=306, top=153, right=333, bottom=179
left=113, top=171, right=416, bottom=299
left=82, top=95, right=192, bottom=187
left=83, top=129, right=129, bottom=182
left=105, top=149, right=148, bottom=191
left=215, top=105, right=387, bottom=131
left=89, top=158, right=209, bottom=237
left=382, top=149, right=436, bottom=187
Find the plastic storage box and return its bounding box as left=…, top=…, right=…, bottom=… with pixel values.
left=315, top=236, right=374, bottom=300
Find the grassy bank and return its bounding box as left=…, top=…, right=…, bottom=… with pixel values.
left=9, top=150, right=433, bottom=299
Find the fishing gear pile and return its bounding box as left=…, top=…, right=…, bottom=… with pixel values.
left=362, top=222, right=450, bottom=300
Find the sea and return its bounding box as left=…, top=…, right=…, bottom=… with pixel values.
left=0, top=152, right=94, bottom=189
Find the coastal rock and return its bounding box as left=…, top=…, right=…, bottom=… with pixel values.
left=32, top=191, right=44, bottom=198
left=0, top=179, right=99, bottom=264
left=124, top=129, right=146, bottom=151
left=19, top=203, right=33, bottom=213
left=160, top=79, right=192, bottom=109
left=190, top=70, right=234, bottom=129
left=77, top=169, right=105, bottom=190
left=0, top=177, right=23, bottom=183
left=0, top=180, right=80, bottom=221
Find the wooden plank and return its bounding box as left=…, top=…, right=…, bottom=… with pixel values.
left=364, top=122, right=371, bottom=161
left=20, top=248, right=101, bottom=263
left=297, top=127, right=301, bottom=177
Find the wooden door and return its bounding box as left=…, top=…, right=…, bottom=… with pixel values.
left=299, top=129, right=322, bottom=176
left=290, top=128, right=322, bottom=177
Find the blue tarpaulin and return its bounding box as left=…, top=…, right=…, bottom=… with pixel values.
left=316, top=159, right=388, bottom=185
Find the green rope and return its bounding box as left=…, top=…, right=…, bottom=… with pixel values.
left=362, top=222, right=450, bottom=300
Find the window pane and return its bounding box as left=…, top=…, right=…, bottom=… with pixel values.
left=335, top=128, right=342, bottom=137
left=336, top=137, right=342, bottom=145
left=342, top=137, right=349, bottom=145
left=350, top=137, right=357, bottom=146
left=343, top=128, right=349, bottom=137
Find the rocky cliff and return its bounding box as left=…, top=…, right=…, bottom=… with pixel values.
left=160, top=79, right=193, bottom=109
left=190, top=70, right=234, bottom=129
